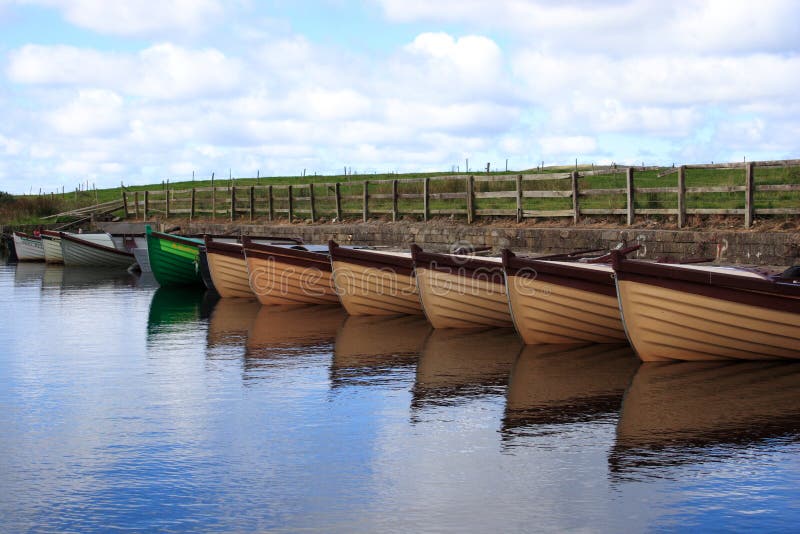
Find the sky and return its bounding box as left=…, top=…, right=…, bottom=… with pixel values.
left=0, top=0, right=798, bottom=193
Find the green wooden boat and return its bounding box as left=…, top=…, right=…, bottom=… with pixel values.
left=146, top=226, right=205, bottom=287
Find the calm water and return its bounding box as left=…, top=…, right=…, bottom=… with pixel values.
left=2, top=259, right=800, bottom=532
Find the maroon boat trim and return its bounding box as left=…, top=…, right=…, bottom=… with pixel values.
left=329, top=241, right=415, bottom=277
left=410, top=244, right=505, bottom=283
left=204, top=237, right=245, bottom=260
left=243, top=237, right=332, bottom=272
left=612, top=252, right=800, bottom=313
left=60, top=232, right=134, bottom=258
left=13, top=231, right=41, bottom=241
left=502, top=249, right=617, bottom=298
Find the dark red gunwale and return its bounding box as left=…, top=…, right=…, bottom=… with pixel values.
left=14, top=231, right=40, bottom=240
left=41, top=230, right=61, bottom=238
left=502, top=249, right=617, bottom=298
left=612, top=251, right=800, bottom=313
left=204, top=237, right=245, bottom=260
left=410, top=244, right=505, bottom=283
left=60, top=232, right=134, bottom=258
left=328, top=241, right=414, bottom=277
left=243, top=237, right=332, bottom=272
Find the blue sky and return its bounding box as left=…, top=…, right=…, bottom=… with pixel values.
left=0, top=0, right=798, bottom=193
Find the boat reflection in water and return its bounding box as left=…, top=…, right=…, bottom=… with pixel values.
left=207, top=299, right=261, bottom=350
left=412, top=328, right=522, bottom=410
left=502, top=344, right=639, bottom=442
left=147, top=287, right=218, bottom=339
left=60, top=266, right=139, bottom=291
left=245, top=305, right=346, bottom=374
left=611, top=361, right=800, bottom=477
left=331, top=315, right=431, bottom=388
left=13, top=261, right=47, bottom=287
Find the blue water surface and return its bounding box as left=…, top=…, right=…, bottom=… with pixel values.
left=1, top=260, right=800, bottom=532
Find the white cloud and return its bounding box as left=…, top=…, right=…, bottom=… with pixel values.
left=7, top=43, right=243, bottom=100
left=48, top=89, right=126, bottom=136
left=375, top=0, right=800, bottom=54
left=18, top=0, right=225, bottom=36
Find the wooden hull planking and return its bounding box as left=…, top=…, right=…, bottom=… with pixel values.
left=206, top=246, right=255, bottom=298
left=146, top=228, right=204, bottom=287
left=331, top=256, right=422, bottom=316
left=245, top=245, right=339, bottom=306
left=617, top=278, right=800, bottom=361
left=505, top=259, right=626, bottom=344
left=60, top=234, right=136, bottom=268
left=12, top=233, right=45, bottom=261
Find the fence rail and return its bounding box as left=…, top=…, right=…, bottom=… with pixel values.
left=121, top=159, right=800, bottom=228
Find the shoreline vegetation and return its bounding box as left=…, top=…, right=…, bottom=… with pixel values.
left=2, top=160, right=799, bottom=230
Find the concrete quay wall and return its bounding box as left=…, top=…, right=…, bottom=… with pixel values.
left=166, top=221, right=800, bottom=266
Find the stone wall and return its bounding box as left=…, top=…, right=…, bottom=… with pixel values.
left=172, top=221, right=800, bottom=266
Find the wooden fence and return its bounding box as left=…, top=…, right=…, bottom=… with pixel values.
left=120, top=159, right=800, bottom=228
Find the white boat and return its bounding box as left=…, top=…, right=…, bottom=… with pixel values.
left=12, top=232, right=45, bottom=261
left=60, top=232, right=137, bottom=269
left=41, top=230, right=117, bottom=264
left=41, top=230, right=64, bottom=263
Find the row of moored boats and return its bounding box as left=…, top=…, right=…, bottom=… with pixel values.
left=11, top=226, right=800, bottom=363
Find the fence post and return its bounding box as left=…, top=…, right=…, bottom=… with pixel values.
left=466, top=175, right=474, bottom=224
left=571, top=171, right=579, bottom=224
left=249, top=186, right=255, bottom=221
left=334, top=182, right=341, bottom=221
left=392, top=179, right=398, bottom=222
left=362, top=181, right=369, bottom=222
left=745, top=162, right=755, bottom=228
left=144, top=191, right=149, bottom=218
left=212, top=187, right=216, bottom=221
left=122, top=191, right=129, bottom=218
left=677, top=166, right=686, bottom=228
left=134, top=191, right=140, bottom=219
left=423, top=177, right=430, bottom=222
left=165, top=189, right=170, bottom=218
left=626, top=167, right=635, bottom=226
left=516, top=174, right=523, bottom=222
left=190, top=188, right=196, bottom=220
left=268, top=185, right=273, bottom=221
left=230, top=186, right=236, bottom=221
left=309, top=183, right=316, bottom=222
left=288, top=185, right=294, bottom=223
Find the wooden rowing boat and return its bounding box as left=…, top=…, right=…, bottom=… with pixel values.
left=243, top=238, right=339, bottom=306
left=41, top=230, right=117, bottom=264
left=329, top=240, right=422, bottom=316
left=146, top=226, right=205, bottom=287
left=502, top=249, right=630, bottom=344
left=411, top=244, right=512, bottom=328
left=12, top=232, right=45, bottom=261
left=204, top=239, right=255, bottom=298
left=60, top=232, right=136, bottom=268
left=612, top=252, right=800, bottom=361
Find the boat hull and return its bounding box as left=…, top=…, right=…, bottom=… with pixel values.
left=613, top=255, right=800, bottom=361
left=411, top=246, right=511, bottom=328
left=245, top=243, right=339, bottom=306
left=504, top=255, right=626, bottom=344
left=41, top=234, right=63, bottom=263
left=12, top=233, right=45, bottom=261
left=146, top=228, right=204, bottom=287
left=329, top=243, right=422, bottom=316
left=60, top=234, right=136, bottom=268
left=206, top=242, right=255, bottom=298
left=617, top=278, right=800, bottom=361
